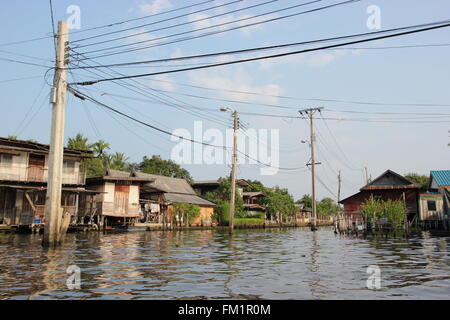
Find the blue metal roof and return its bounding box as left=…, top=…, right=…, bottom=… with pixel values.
left=430, top=170, right=450, bottom=186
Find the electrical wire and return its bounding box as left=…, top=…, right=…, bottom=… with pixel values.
left=75, top=0, right=355, bottom=59
left=71, top=20, right=450, bottom=85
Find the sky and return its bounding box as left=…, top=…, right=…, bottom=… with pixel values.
left=0, top=0, right=449, bottom=201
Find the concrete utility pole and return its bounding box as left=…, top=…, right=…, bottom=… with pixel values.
left=221, top=108, right=238, bottom=233
left=43, top=21, right=69, bottom=247
left=337, top=170, right=342, bottom=231
left=299, top=107, right=323, bottom=231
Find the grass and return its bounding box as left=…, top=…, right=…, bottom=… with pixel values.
left=234, top=218, right=265, bottom=225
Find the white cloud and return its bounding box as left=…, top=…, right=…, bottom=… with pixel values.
left=186, top=11, right=277, bottom=36
left=187, top=69, right=283, bottom=105
left=150, top=74, right=177, bottom=92
left=139, top=0, right=173, bottom=15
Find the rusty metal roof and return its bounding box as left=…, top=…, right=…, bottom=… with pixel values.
left=0, top=137, right=93, bottom=157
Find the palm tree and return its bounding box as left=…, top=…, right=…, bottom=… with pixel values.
left=90, top=140, right=110, bottom=157
left=110, top=152, right=129, bottom=171
left=67, top=133, right=89, bottom=150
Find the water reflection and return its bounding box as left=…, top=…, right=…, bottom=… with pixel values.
left=0, top=229, right=449, bottom=300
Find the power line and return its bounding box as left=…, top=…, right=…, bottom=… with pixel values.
left=0, top=57, right=52, bottom=69
left=70, top=22, right=450, bottom=70
left=75, top=0, right=354, bottom=59
left=69, top=87, right=306, bottom=171
left=113, top=75, right=450, bottom=108
left=71, top=20, right=450, bottom=85
left=0, top=36, right=52, bottom=48
left=49, top=0, right=57, bottom=58
left=70, top=0, right=218, bottom=38
left=0, top=75, right=43, bottom=84
left=72, top=0, right=251, bottom=45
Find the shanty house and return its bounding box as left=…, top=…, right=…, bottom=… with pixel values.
left=339, top=170, right=421, bottom=222
left=84, top=169, right=153, bottom=226
left=418, top=170, right=450, bottom=221
left=0, top=137, right=94, bottom=228
left=242, top=191, right=266, bottom=215
left=192, top=179, right=251, bottom=197
left=137, top=172, right=216, bottom=226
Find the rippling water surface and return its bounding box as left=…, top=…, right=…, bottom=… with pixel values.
left=0, top=228, right=449, bottom=299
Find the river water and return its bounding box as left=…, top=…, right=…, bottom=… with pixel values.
left=0, top=228, right=449, bottom=300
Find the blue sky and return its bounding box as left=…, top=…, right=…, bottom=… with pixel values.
left=1, top=0, right=449, bottom=201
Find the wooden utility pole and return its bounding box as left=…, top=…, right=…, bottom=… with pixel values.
left=229, top=110, right=238, bottom=233
left=299, top=107, right=323, bottom=231
left=43, top=21, right=69, bottom=247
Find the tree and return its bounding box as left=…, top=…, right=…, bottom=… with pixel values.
left=317, top=197, right=339, bottom=216
left=244, top=179, right=266, bottom=192
left=404, top=173, right=430, bottom=189
left=91, top=140, right=110, bottom=157
left=7, top=135, right=17, bottom=140
left=109, top=152, right=129, bottom=171
left=264, top=186, right=296, bottom=224
left=138, top=155, right=193, bottom=183
left=296, top=194, right=312, bottom=210
left=67, top=133, right=90, bottom=150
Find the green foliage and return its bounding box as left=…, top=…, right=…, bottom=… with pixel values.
left=360, top=196, right=384, bottom=223
left=204, top=177, right=245, bottom=224
left=67, top=133, right=90, bottom=150
left=108, top=152, right=129, bottom=171
left=296, top=194, right=312, bottom=209
left=234, top=218, right=264, bottom=226
left=360, top=196, right=406, bottom=225
left=384, top=199, right=406, bottom=225
left=172, top=202, right=200, bottom=225
left=404, top=173, right=430, bottom=189
left=138, top=155, right=192, bottom=183
left=244, top=179, right=266, bottom=192
left=67, top=133, right=131, bottom=178
left=7, top=135, right=17, bottom=140
left=264, top=186, right=296, bottom=218
left=317, top=197, right=339, bottom=216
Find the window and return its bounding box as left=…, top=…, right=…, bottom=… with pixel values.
left=0, top=154, right=13, bottom=167
left=427, top=200, right=437, bottom=211
left=63, top=160, right=76, bottom=174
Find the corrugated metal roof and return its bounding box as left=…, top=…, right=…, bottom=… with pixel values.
left=430, top=170, right=450, bottom=186
left=163, top=193, right=216, bottom=206
left=135, top=172, right=195, bottom=194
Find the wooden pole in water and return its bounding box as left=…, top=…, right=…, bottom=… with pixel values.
left=43, top=21, right=69, bottom=247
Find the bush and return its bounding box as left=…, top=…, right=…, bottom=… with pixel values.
left=172, top=203, right=200, bottom=226
left=360, top=196, right=406, bottom=226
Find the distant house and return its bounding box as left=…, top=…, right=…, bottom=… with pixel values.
left=418, top=170, right=450, bottom=221
left=339, top=170, right=422, bottom=222
left=242, top=191, right=266, bottom=215
left=136, top=172, right=216, bottom=226
left=0, top=137, right=97, bottom=227
left=84, top=169, right=153, bottom=227
left=192, top=179, right=251, bottom=197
